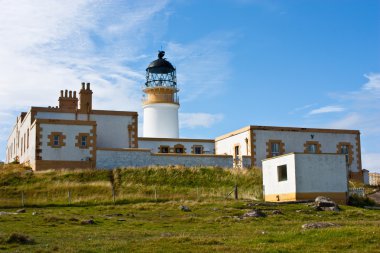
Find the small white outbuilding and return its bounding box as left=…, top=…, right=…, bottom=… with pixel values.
left=262, top=153, right=348, bottom=204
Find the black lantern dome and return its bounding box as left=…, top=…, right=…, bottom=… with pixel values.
left=145, top=51, right=177, bottom=88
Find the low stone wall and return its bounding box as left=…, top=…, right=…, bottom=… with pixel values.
left=96, top=148, right=233, bottom=169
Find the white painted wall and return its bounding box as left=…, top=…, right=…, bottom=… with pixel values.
left=36, top=111, right=134, bottom=149
left=295, top=153, right=347, bottom=193
left=138, top=139, right=215, bottom=154
left=40, top=123, right=93, bottom=161
left=255, top=130, right=359, bottom=172
left=262, top=154, right=296, bottom=196
left=215, top=130, right=250, bottom=156
left=262, top=153, right=348, bottom=197
left=143, top=103, right=179, bottom=138
left=90, top=114, right=133, bottom=148
left=363, top=170, right=369, bottom=185
left=6, top=111, right=33, bottom=164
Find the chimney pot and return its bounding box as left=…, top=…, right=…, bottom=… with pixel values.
left=69, top=91, right=72, bottom=98
left=86, top=83, right=90, bottom=90
left=82, top=82, right=85, bottom=89
left=74, top=91, right=77, bottom=98
left=60, top=90, right=63, bottom=97
left=65, top=90, right=68, bottom=97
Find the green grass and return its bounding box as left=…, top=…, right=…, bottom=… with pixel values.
left=0, top=164, right=262, bottom=207
left=0, top=200, right=379, bottom=252
left=1, top=164, right=379, bottom=252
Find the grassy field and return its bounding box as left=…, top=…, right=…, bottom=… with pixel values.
left=1, top=200, right=380, bottom=252
left=0, top=165, right=262, bottom=207
left=1, top=165, right=379, bottom=252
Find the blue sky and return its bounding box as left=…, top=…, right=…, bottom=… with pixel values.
left=0, top=0, right=379, bottom=171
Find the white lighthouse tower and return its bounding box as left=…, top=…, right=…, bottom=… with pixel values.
left=143, top=51, right=180, bottom=138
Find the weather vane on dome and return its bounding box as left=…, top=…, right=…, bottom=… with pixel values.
left=158, top=50, right=165, bottom=59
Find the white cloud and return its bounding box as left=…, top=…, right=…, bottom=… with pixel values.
left=0, top=1, right=170, bottom=161
left=327, top=113, right=361, bottom=129
left=0, top=1, right=233, bottom=161
left=363, top=73, right=380, bottom=92
left=308, top=105, right=345, bottom=115
left=166, top=33, right=233, bottom=102
left=179, top=113, right=224, bottom=129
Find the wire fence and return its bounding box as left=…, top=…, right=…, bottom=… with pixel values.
left=0, top=184, right=263, bottom=208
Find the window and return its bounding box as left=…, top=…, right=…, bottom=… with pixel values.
left=53, top=135, right=60, bottom=146
left=175, top=147, right=184, bottom=153
left=340, top=145, right=349, bottom=163
left=271, top=143, right=280, bottom=157
left=173, top=144, right=185, bottom=154
left=81, top=136, right=87, bottom=147
left=159, top=146, right=169, bottom=153
left=235, top=145, right=240, bottom=156
left=336, top=142, right=353, bottom=165
left=304, top=141, right=321, bottom=154
left=76, top=133, right=90, bottom=149
left=277, top=165, right=287, bottom=182
left=307, top=144, right=317, bottom=153
left=27, top=129, right=29, bottom=149
left=48, top=132, right=66, bottom=148
left=267, top=140, right=285, bottom=158
left=194, top=146, right=203, bottom=154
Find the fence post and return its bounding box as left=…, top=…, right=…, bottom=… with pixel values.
left=112, top=186, right=116, bottom=204
left=21, top=191, right=25, bottom=207
left=154, top=187, right=157, bottom=202
left=234, top=185, right=238, bottom=200
left=68, top=190, right=71, bottom=205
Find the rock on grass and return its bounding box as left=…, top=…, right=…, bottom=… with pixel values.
left=179, top=205, right=191, bottom=212
left=6, top=233, right=35, bottom=244
left=81, top=219, right=95, bottom=225
left=302, top=222, right=340, bottom=229
left=242, top=209, right=266, bottom=218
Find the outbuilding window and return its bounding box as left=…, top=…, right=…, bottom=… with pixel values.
left=277, top=165, right=288, bottom=182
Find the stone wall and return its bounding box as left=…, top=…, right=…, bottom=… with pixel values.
left=96, top=148, right=233, bottom=169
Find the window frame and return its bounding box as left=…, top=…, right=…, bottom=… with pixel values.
left=75, top=133, right=90, bottom=149
left=192, top=145, right=204, bottom=155
left=48, top=132, right=66, bottom=148
left=159, top=145, right=170, bottom=153
left=267, top=140, right=285, bottom=158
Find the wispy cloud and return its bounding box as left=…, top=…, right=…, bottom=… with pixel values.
left=308, top=105, right=345, bottom=115
left=327, top=113, right=361, bottom=129
left=179, top=113, right=224, bottom=129
left=363, top=73, right=380, bottom=92
left=0, top=1, right=232, bottom=160
left=166, top=33, right=234, bottom=102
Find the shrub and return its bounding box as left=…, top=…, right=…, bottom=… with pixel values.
left=6, top=233, right=35, bottom=244
left=348, top=195, right=376, bottom=207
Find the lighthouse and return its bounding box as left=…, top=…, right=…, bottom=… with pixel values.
left=143, top=51, right=180, bottom=138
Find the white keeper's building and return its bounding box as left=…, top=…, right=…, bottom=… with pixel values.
left=5, top=51, right=364, bottom=182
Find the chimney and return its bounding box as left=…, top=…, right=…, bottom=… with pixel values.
left=79, top=82, right=93, bottom=113
left=59, top=89, right=78, bottom=111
